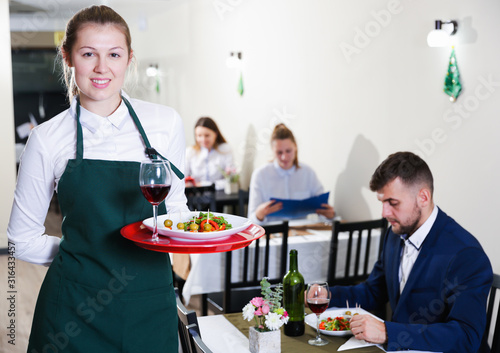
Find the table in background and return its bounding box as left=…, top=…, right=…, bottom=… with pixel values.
left=197, top=311, right=382, bottom=353
left=215, top=190, right=240, bottom=214
left=181, top=226, right=381, bottom=305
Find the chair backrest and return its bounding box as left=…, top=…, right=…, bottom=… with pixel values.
left=238, top=189, right=249, bottom=217
left=223, top=220, right=289, bottom=312
left=484, top=273, right=500, bottom=353
left=185, top=184, right=217, bottom=211
left=176, top=288, right=201, bottom=353
left=327, top=218, right=388, bottom=286
left=187, top=324, right=213, bottom=353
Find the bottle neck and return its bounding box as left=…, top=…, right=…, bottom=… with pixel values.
left=289, top=253, right=298, bottom=272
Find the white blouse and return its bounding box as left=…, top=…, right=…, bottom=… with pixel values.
left=185, top=143, right=234, bottom=190
left=7, top=92, right=189, bottom=266
left=247, top=160, right=325, bottom=224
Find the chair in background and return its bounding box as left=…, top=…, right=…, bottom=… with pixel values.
left=176, top=288, right=213, bottom=353
left=483, top=273, right=500, bottom=353
left=327, top=218, right=388, bottom=286
left=238, top=189, right=249, bottom=217
left=185, top=184, right=217, bottom=212
left=202, top=220, right=289, bottom=315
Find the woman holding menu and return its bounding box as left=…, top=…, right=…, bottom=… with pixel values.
left=7, top=5, right=188, bottom=352
left=248, top=123, right=334, bottom=224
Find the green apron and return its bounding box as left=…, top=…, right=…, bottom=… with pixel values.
left=28, top=98, right=178, bottom=353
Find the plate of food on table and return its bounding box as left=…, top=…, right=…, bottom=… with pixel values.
left=305, top=308, right=360, bottom=337
left=142, top=211, right=252, bottom=241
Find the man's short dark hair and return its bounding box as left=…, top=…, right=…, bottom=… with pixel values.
left=369, top=152, right=434, bottom=195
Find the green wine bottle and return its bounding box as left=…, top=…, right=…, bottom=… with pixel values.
left=283, top=249, right=305, bottom=336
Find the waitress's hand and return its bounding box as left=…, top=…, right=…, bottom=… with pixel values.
left=316, top=203, right=335, bottom=219
left=255, top=200, right=283, bottom=221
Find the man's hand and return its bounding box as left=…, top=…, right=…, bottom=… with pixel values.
left=349, top=314, right=387, bottom=344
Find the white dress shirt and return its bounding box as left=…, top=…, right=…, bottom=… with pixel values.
left=185, top=143, right=234, bottom=190
left=7, top=92, right=189, bottom=266
left=399, top=204, right=438, bottom=293
left=247, top=160, right=325, bottom=224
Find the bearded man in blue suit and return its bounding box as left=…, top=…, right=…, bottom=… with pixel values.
left=329, top=152, right=493, bottom=352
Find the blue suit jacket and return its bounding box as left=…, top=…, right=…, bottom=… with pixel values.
left=330, top=208, right=493, bottom=353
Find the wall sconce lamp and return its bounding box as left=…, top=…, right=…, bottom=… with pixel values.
left=427, top=20, right=458, bottom=47
left=226, top=52, right=242, bottom=69
left=146, top=64, right=160, bottom=93
left=146, top=64, right=159, bottom=77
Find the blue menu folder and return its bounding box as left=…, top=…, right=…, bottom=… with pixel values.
left=269, top=192, right=330, bottom=219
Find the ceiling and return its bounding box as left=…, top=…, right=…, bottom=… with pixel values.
left=9, top=0, right=182, bottom=31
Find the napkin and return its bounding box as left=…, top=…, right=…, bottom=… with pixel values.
left=337, top=336, right=383, bottom=351
left=338, top=336, right=442, bottom=353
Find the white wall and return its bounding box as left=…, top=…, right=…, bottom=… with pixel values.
left=0, top=0, right=17, bottom=247
left=129, top=0, right=500, bottom=273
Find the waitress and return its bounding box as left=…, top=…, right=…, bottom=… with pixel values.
left=7, top=5, right=188, bottom=353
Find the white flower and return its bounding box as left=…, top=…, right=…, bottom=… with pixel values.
left=281, top=315, right=289, bottom=325
left=264, top=312, right=284, bottom=331
left=242, top=303, right=255, bottom=321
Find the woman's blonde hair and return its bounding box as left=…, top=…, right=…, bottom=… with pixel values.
left=271, top=123, right=299, bottom=168
left=58, top=5, right=134, bottom=102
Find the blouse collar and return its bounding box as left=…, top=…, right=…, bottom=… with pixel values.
left=70, top=91, right=130, bottom=134
left=273, top=159, right=296, bottom=177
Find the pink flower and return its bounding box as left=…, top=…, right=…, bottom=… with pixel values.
left=261, top=304, right=270, bottom=315
left=254, top=307, right=263, bottom=316
left=250, top=297, right=264, bottom=307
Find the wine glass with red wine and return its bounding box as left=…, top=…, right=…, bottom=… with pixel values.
left=306, top=281, right=331, bottom=346
left=139, top=159, right=172, bottom=242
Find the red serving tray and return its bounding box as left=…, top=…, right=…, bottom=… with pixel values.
left=121, top=221, right=265, bottom=254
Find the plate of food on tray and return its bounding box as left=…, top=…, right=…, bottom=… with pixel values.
left=142, top=211, right=252, bottom=242
left=305, top=308, right=362, bottom=337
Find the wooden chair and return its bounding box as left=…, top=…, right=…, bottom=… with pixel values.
left=185, top=184, right=217, bottom=212
left=238, top=189, right=249, bottom=217
left=187, top=324, right=213, bottom=353
left=176, top=288, right=213, bottom=353
left=201, top=220, right=289, bottom=315
left=483, top=273, right=500, bottom=353
left=176, top=288, right=200, bottom=353
left=327, top=218, right=388, bottom=286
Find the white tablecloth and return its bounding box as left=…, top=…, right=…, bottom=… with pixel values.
left=182, top=228, right=382, bottom=305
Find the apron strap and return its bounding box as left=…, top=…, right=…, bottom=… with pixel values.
left=121, top=96, right=184, bottom=180
left=75, top=97, right=84, bottom=162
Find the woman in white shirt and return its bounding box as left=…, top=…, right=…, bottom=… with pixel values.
left=185, top=116, right=235, bottom=190
left=7, top=5, right=187, bottom=352
left=248, top=123, right=335, bottom=224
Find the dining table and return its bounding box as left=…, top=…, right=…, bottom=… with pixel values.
left=179, top=219, right=382, bottom=305
left=197, top=309, right=441, bottom=353
left=197, top=309, right=383, bottom=353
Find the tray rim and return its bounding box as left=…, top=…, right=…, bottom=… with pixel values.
left=120, top=221, right=265, bottom=254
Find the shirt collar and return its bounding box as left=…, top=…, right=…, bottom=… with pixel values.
left=273, top=160, right=296, bottom=176
left=401, top=204, right=438, bottom=250
left=70, top=91, right=129, bottom=133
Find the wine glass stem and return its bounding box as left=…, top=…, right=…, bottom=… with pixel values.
left=152, top=204, right=159, bottom=241
left=316, top=314, right=321, bottom=341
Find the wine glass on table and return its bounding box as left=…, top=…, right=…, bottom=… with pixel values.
left=306, top=281, right=331, bottom=346
left=139, top=159, right=172, bottom=242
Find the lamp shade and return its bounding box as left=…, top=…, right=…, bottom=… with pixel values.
left=427, top=30, right=451, bottom=47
